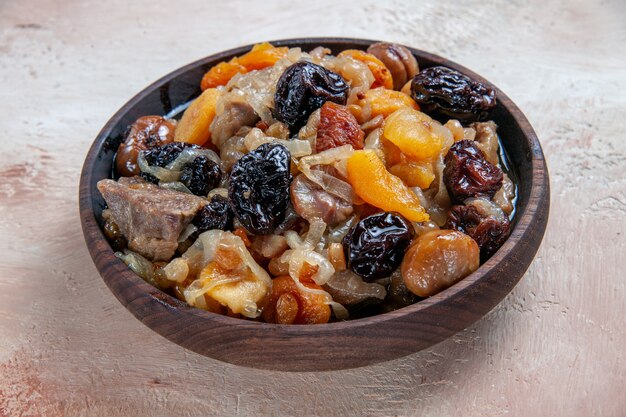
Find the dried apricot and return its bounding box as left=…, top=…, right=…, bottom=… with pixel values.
left=359, top=87, right=419, bottom=120
left=236, top=42, right=289, bottom=71
left=389, top=159, right=435, bottom=189
left=338, top=49, right=393, bottom=89
left=383, top=107, right=452, bottom=160
left=346, top=149, right=429, bottom=222
left=316, top=101, right=364, bottom=152
left=200, top=43, right=288, bottom=90
left=174, top=88, right=221, bottom=146
left=262, top=276, right=331, bottom=324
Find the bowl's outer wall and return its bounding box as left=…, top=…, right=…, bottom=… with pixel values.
left=80, top=38, right=550, bottom=371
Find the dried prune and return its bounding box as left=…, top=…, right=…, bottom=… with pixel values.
left=411, top=66, right=496, bottom=121
left=179, top=156, right=222, bottom=196
left=228, top=143, right=291, bottom=235
left=274, top=61, right=349, bottom=133
left=143, top=142, right=199, bottom=168
left=446, top=202, right=510, bottom=259
left=343, top=212, right=414, bottom=281
left=115, top=116, right=176, bottom=177
left=192, top=195, right=233, bottom=233
left=444, top=140, right=503, bottom=203
left=316, top=101, right=364, bottom=153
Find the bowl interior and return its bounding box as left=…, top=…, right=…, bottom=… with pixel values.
left=80, top=38, right=548, bottom=371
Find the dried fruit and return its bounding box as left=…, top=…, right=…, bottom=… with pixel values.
left=383, top=107, right=452, bottom=160
left=347, top=149, right=429, bottom=222
left=444, top=140, right=503, bottom=203
left=274, top=61, right=349, bottom=133
left=401, top=229, right=479, bottom=297
left=179, top=156, right=222, bottom=196
left=201, top=43, right=288, bottom=90
left=262, top=275, right=331, bottom=324
left=115, top=116, right=176, bottom=177
left=446, top=198, right=511, bottom=259
left=343, top=212, right=414, bottom=281
left=192, top=195, right=232, bottom=233
left=389, top=160, right=435, bottom=189
left=411, top=66, right=496, bottom=121
left=228, top=143, right=291, bottom=235
left=139, top=142, right=200, bottom=184
left=367, top=42, right=419, bottom=90
left=175, top=88, right=221, bottom=147
left=316, top=101, right=364, bottom=153
left=338, top=49, right=393, bottom=89
left=357, top=87, right=419, bottom=121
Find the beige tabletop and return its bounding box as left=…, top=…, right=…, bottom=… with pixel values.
left=1, top=0, right=625, bottom=416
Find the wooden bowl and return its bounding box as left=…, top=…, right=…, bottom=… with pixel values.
left=79, top=38, right=549, bottom=371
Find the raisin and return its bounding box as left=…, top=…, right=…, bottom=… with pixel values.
left=142, top=142, right=199, bottom=168
left=192, top=195, right=233, bottom=233
left=228, top=143, right=291, bottom=235
left=316, top=101, right=364, bottom=153
left=179, top=156, right=222, bottom=196
left=274, top=61, right=349, bottom=133
left=411, top=66, right=496, bottom=121
left=114, top=116, right=176, bottom=177
left=446, top=204, right=510, bottom=259
left=444, top=140, right=503, bottom=203
left=343, top=212, right=414, bottom=281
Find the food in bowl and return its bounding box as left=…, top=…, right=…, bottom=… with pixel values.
left=97, top=42, right=516, bottom=324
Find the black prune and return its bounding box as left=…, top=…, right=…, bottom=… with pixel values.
left=343, top=212, right=414, bottom=282
left=143, top=142, right=199, bottom=168
left=411, top=66, right=496, bottom=121
left=228, top=143, right=291, bottom=235
left=446, top=204, right=510, bottom=260
left=444, top=140, right=503, bottom=203
left=274, top=61, right=349, bottom=133
left=192, top=195, right=233, bottom=233
left=179, top=156, right=222, bottom=196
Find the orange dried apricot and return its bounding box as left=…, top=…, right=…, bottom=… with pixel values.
left=236, top=42, right=289, bottom=71
left=200, top=43, right=288, bottom=90
left=360, top=87, right=419, bottom=119
left=174, top=88, right=221, bottom=146
left=346, top=149, right=429, bottom=222
left=262, top=276, right=331, bottom=324
left=200, top=61, right=247, bottom=90
left=338, top=49, right=393, bottom=89
left=389, top=159, right=435, bottom=189
left=383, top=107, right=452, bottom=160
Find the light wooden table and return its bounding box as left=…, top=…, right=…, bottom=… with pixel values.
left=1, top=0, right=624, bottom=416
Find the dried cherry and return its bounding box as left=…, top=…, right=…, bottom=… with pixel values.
left=179, top=156, right=222, bottom=196
left=274, top=61, right=349, bottom=133
left=446, top=203, right=510, bottom=259
left=343, top=212, right=414, bottom=281
left=411, top=66, right=496, bottom=121
left=316, top=101, right=364, bottom=153
left=444, top=140, right=503, bottom=203
left=228, top=143, right=291, bottom=235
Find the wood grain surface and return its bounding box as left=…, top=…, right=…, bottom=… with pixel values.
left=1, top=0, right=624, bottom=415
